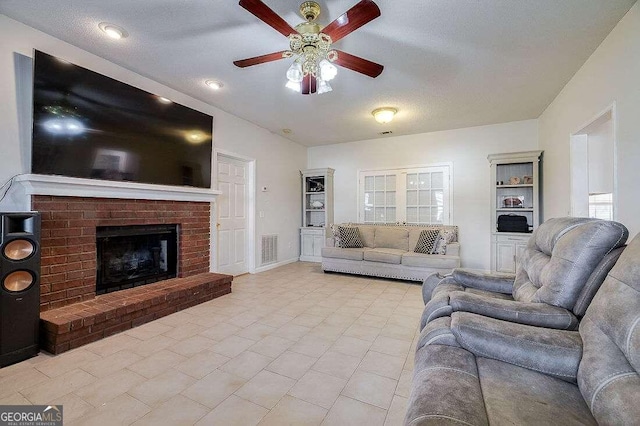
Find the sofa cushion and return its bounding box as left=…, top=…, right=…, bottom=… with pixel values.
left=414, top=229, right=440, bottom=254
left=401, top=252, right=459, bottom=269
left=363, top=248, right=405, bottom=264
left=338, top=226, right=364, bottom=248
left=357, top=225, right=376, bottom=247
left=433, top=228, right=457, bottom=255
left=374, top=227, right=409, bottom=251
left=477, top=358, right=596, bottom=426
left=321, top=247, right=366, bottom=261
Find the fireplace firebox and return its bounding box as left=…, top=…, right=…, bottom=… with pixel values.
left=96, top=224, right=178, bottom=294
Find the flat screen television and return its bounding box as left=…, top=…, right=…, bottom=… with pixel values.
left=31, top=50, right=213, bottom=188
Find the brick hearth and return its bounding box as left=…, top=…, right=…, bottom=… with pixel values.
left=31, top=194, right=232, bottom=354
left=33, top=195, right=212, bottom=311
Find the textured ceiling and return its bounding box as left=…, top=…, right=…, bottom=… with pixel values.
left=0, top=0, right=635, bottom=146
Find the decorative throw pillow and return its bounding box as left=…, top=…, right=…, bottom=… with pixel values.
left=414, top=229, right=440, bottom=254
left=330, top=224, right=341, bottom=247
left=433, top=228, right=457, bottom=255
left=338, top=226, right=364, bottom=248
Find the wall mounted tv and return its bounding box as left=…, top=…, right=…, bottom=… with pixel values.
left=31, top=50, right=213, bottom=188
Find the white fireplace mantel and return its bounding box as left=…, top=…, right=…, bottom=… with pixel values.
left=2, top=174, right=221, bottom=211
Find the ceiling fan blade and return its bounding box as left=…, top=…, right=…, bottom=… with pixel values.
left=239, top=0, right=298, bottom=37
left=333, top=50, right=383, bottom=78
left=323, top=0, right=381, bottom=43
left=301, top=75, right=317, bottom=95
left=233, top=51, right=289, bottom=68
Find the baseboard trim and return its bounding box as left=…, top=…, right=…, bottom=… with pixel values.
left=253, top=257, right=298, bottom=273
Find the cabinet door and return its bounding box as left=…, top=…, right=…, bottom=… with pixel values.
left=313, top=235, right=324, bottom=257
left=301, top=233, right=315, bottom=257
left=496, top=242, right=516, bottom=273
left=515, top=242, right=528, bottom=270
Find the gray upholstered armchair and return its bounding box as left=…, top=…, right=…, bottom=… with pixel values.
left=421, top=217, right=628, bottom=331
left=405, top=232, right=640, bottom=425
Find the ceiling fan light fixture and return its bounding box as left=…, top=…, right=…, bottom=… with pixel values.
left=317, top=78, right=332, bottom=94
left=285, top=80, right=301, bottom=92
left=319, top=59, right=337, bottom=81
left=286, top=62, right=303, bottom=83
left=98, top=22, right=128, bottom=40
left=372, top=107, right=398, bottom=124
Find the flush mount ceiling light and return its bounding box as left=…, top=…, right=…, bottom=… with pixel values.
left=157, top=96, right=172, bottom=104
left=372, top=107, right=397, bottom=124
left=234, top=0, right=384, bottom=95
left=98, top=22, right=128, bottom=40
left=205, top=80, right=224, bottom=90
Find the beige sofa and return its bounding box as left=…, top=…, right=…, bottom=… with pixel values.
left=321, top=224, right=460, bottom=281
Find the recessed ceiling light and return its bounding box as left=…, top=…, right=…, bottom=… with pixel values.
left=157, top=96, right=172, bottom=104
left=372, top=107, right=398, bottom=124
left=205, top=80, right=224, bottom=90
left=98, top=22, right=128, bottom=40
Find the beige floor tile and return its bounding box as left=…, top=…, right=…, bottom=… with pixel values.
left=235, top=370, right=296, bottom=409
left=84, top=333, right=142, bottom=357
left=126, top=349, right=186, bottom=379
left=236, top=323, right=277, bottom=341
left=291, top=314, right=326, bottom=328
left=21, top=369, right=97, bottom=404
left=266, top=351, right=316, bottom=380
left=248, top=335, right=295, bottom=358
left=322, top=313, right=357, bottom=328
left=50, top=392, right=94, bottom=424
left=156, top=310, right=198, bottom=326
left=356, top=314, right=390, bottom=329
left=210, top=335, right=256, bottom=358
left=322, top=395, right=387, bottom=426
left=0, top=393, right=31, bottom=404
left=330, top=336, right=372, bottom=358
left=73, top=368, right=145, bottom=407
left=182, top=369, right=247, bottom=408
left=379, top=324, right=416, bottom=341
left=307, top=324, right=346, bottom=342
left=384, top=395, right=409, bottom=426
left=195, top=395, right=268, bottom=426
left=312, top=350, right=361, bottom=380
left=359, top=351, right=405, bottom=380
left=370, top=336, right=412, bottom=358
left=335, top=306, right=367, bottom=317
left=162, top=322, right=207, bottom=341
left=167, top=335, right=216, bottom=356
left=258, top=395, right=327, bottom=426
left=227, top=312, right=263, bottom=328
left=342, top=370, right=397, bottom=409
left=67, top=393, right=150, bottom=426
left=288, top=370, right=346, bottom=409
left=129, top=334, right=178, bottom=357
left=81, top=349, right=142, bottom=378
left=128, top=368, right=196, bottom=406
left=175, top=349, right=230, bottom=379
left=34, top=349, right=101, bottom=378
left=221, top=350, right=272, bottom=379
left=273, top=323, right=312, bottom=341
left=198, top=322, right=242, bottom=341
left=395, top=370, right=412, bottom=398
left=386, top=314, right=419, bottom=329
left=344, top=324, right=381, bottom=342
left=0, top=367, right=50, bottom=399
left=125, top=321, right=174, bottom=340
left=132, top=394, right=209, bottom=425
left=288, top=335, right=333, bottom=358
left=260, top=313, right=295, bottom=328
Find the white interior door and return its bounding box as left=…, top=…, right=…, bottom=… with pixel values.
left=217, top=156, right=248, bottom=275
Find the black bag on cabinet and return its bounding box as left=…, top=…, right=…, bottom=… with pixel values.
left=497, top=214, right=529, bottom=233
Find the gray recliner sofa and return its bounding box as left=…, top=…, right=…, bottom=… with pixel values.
left=420, top=217, right=628, bottom=331
left=405, top=232, right=640, bottom=425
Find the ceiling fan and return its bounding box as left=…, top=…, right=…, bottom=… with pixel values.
left=234, top=0, right=384, bottom=95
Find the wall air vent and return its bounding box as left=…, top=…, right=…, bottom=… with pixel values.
left=261, top=234, right=278, bottom=265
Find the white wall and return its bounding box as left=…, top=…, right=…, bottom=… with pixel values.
left=587, top=118, right=614, bottom=195
left=307, top=120, right=539, bottom=269
left=0, top=14, right=307, bottom=270
left=539, top=3, right=640, bottom=238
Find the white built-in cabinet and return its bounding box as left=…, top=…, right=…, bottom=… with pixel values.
left=488, top=151, right=543, bottom=273
left=300, top=168, right=334, bottom=262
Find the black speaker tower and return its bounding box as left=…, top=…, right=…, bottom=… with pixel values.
left=0, top=212, right=41, bottom=367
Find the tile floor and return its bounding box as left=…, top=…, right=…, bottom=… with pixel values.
left=0, top=262, right=423, bottom=425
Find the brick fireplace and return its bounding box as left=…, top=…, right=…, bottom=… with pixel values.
left=33, top=195, right=212, bottom=311
left=3, top=175, right=230, bottom=354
